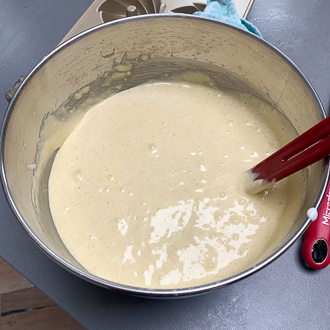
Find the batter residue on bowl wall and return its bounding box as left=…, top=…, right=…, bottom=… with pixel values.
left=48, top=78, right=306, bottom=289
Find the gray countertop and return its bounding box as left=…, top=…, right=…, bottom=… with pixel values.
left=1, top=0, right=330, bottom=329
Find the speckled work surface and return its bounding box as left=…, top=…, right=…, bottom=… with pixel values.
left=1, top=0, right=330, bottom=329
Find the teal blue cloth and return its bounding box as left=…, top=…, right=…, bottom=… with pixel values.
left=194, top=0, right=262, bottom=38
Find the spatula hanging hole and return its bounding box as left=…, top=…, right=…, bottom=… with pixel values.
left=311, top=239, right=328, bottom=264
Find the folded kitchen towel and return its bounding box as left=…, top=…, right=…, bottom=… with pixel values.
left=194, top=0, right=262, bottom=37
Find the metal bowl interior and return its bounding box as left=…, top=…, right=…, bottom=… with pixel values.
left=1, top=14, right=328, bottom=298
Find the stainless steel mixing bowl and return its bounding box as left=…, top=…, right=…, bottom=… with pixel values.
left=1, top=15, right=328, bottom=298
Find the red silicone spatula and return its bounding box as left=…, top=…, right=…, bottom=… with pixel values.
left=249, top=116, right=330, bottom=187
left=248, top=116, right=330, bottom=269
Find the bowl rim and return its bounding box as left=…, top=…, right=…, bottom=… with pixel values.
left=1, top=13, right=329, bottom=298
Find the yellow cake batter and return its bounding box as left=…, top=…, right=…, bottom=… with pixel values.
left=48, top=81, right=305, bottom=289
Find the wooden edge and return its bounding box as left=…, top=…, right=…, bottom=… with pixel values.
left=1, top=287, right=55, bottom=314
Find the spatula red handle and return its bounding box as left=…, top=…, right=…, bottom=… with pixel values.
left=302, top=179, right=330, bottom=269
